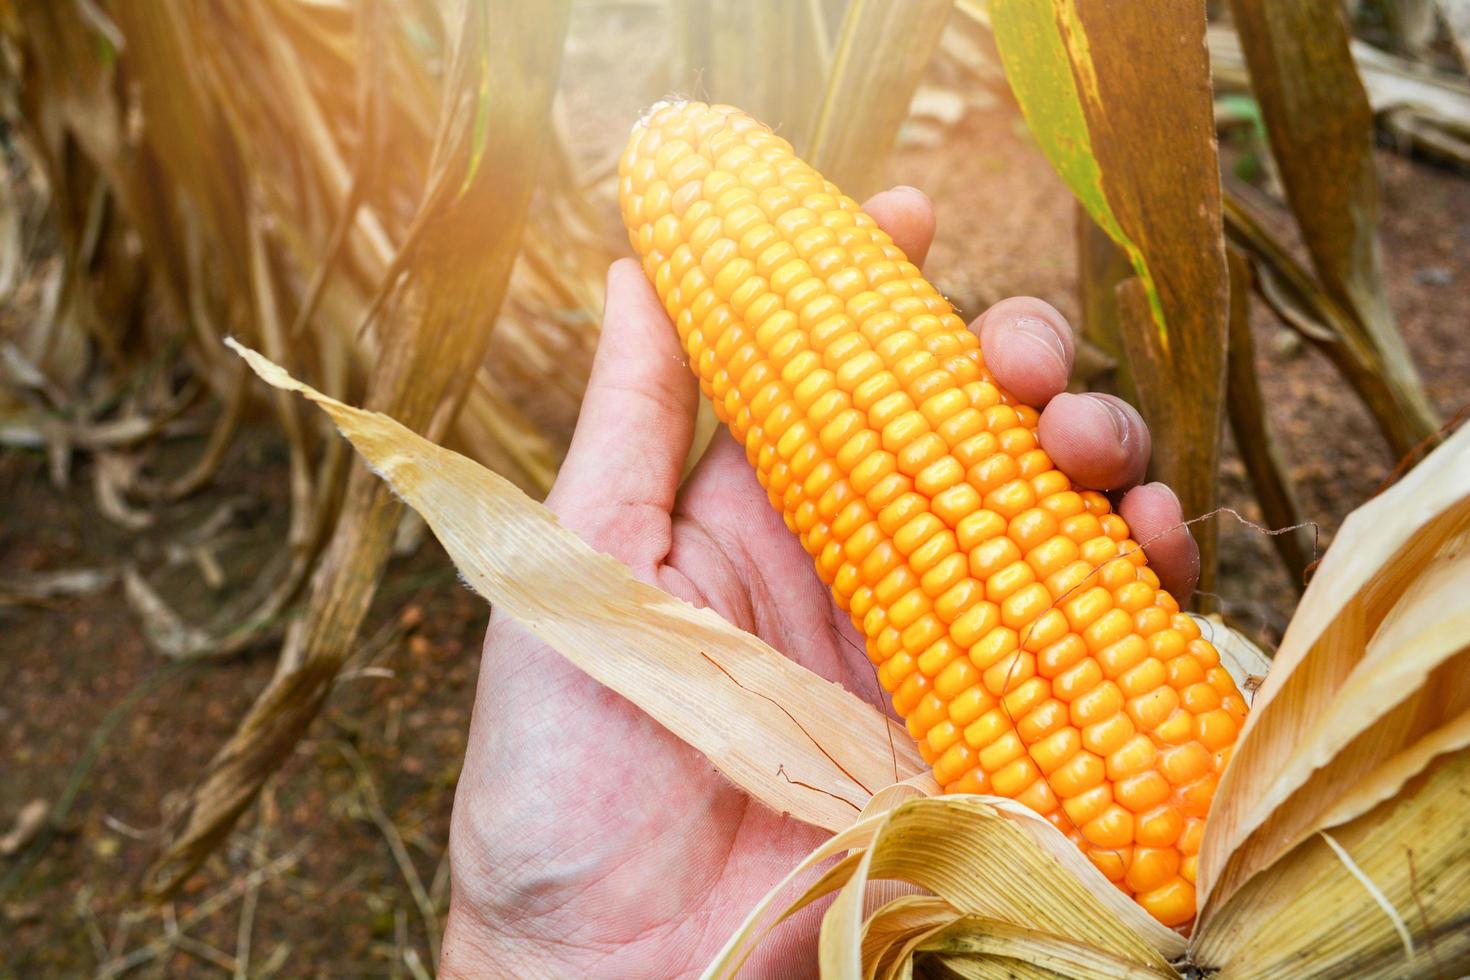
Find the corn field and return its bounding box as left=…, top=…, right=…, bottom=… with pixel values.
left=1, top=1, right=1468, bottom=976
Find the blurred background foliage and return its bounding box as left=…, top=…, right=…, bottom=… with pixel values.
left=0, top=0, right=1466, bottom=974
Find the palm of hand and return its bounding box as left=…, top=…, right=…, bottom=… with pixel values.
left=443, top=190, right=1198, bottom=978
left=448, top=432, right=875, bottom=977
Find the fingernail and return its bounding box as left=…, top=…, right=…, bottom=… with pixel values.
left=1146, top=480, right=1181, bottom=508
left=1012, top=317, right=1067, bottom=373
left=1090, top=394, right=1131, bottom=446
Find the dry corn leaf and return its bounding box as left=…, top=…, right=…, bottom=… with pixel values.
left=1209, top=21, right=1470, bottom=169
left=932, top=959, right=1059, bottom=979
left=705, top=816, right=895, bottom=980
left=1200, top=519, right=1470, bottom=918
left=1380, top=0, right=1440, bottom=57
left=1444, top=0, right=1470, bottom=68
left=229, top=338, right=924, bottom=831
left=706, top=779, right=943, bottom=979
left=919, top=918, right=1176, bottom=979
left=1199, top=421, right=1470, bottom=915
left=716, top=793, right=1188, bottom=976
left=0, top=167, right=23, bottom=305
left=1223, top=194, right=1423, bottom=463
left=823, top=822, right=891, bottom=977
left=812, top=797, right=1183, bottom=976
left=862, top=896, right=962, bottom=979
left=1222, top=0, right=1440, bottom=453
left=1314, top=713, right=1470, bottom=835
left=146, top=0, right=574, bottom=898
left=807, top=0, right=954, bottom=200
left=1222, top=249, right=1314, bottom=590
left=1074, top=208, right=1139, bottom=409
left=1194, top=749, right=1470, bottom=978
left=768, top=792, right=1195, bottom=972
left=0, top=567, right=116, bottom=607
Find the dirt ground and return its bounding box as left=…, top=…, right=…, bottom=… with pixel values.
left=3, top=12, right=1468, bottom=977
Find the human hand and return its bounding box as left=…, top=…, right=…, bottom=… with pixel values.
left=440, top=187, right=1199, bottom=978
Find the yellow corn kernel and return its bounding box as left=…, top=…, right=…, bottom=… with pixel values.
left=1020, top=608, right=1069, bottom=652
left=1126, top=847, right=1182, bottom=895
left=1115, top=771, right=1171, bottom=813
left=1063, top=784, right=1113, bottom=827
left=621, top=101, right=1248, bottom=925
left=1082, top=804, right=1135, bottom=850
left=1064, top=587, right=1113, bottom=634
left=1196, top=709, right=1240, bottom=751
left=1181, top=854, right=1199, bottom=884
left=1135, top=803, right=1185, bottom=848
left=1037, top=634, right=1087, bottom=679
left=934, top=656, right=980, bottom=700
left=1032, top=727, right=1082, bottom=775
left=978, top=730, right=1026, bottom=772
left=1127, top=685, right=1181, bottom=732
left=925, top=720, right=963, bottom=756
left=1137, top=878, right=1195, bottom=928
left=1014, top=777, right=1060, bottom=817
left=1081, top=713, right=1134, bottom=757
left=1053, top=657, right=1104, bottom=702
left=989, top=754, right=1042, bottom=798
left=947, top=684, right=995, bottom=727
left=1087, top=846, right=1130, bottom=885
left=947, top=768, right=990, bottom=796
left=1050, top=750, right=1106, bottom=798
left=933, top=577, right=984, bottom=623
left=1017, top=698, right=1069, bottom=743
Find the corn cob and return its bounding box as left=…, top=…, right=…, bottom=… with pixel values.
left=618, top=100, right=1247, bottom=927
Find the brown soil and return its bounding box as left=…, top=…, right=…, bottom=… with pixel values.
left=1, top=430, right=484, bottom=976
left=3, top=21, right=1468, bottom=977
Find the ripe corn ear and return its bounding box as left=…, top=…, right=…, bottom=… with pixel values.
left=618, top=100, right=1247, bottom=928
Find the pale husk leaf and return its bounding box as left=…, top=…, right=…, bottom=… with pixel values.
left=802, top=796, right=1183, bottom=977
left=704, top=775, right=940, bottom=978
left=229, top=339, right=923, bottom=835
left=928, top=958, right=1061, bottom=980
left=1200, top=530, right=1470, bottom=916
left=861, top=896, right=962, bottom=980
left=822, top=815, right=884, bottom=978
left=1199, top=422, right=1470, bottom=913
left=1193, top=748, right=1470, bottom=979
left=703, top=818, right=888, bottom=980
left=1314, top=709, right=1470, bottom=833
left=919, top=918, right=1178, bottom=979
left=756, top=788, right=1189, bottom=971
